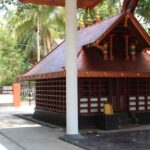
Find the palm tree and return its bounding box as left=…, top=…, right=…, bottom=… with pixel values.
left=8, top=5, right=65, bottom=64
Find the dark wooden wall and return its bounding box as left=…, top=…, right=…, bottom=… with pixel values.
left=36, top=78, right=66, bottom=113
left=79, top=78, right=150, bottom=115
left=35, top=77, right=150, bottom=115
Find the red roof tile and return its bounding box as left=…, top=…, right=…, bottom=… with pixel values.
left=78, top=47, right=150, bottom=72
left=21, top=13, right=150, bottom=80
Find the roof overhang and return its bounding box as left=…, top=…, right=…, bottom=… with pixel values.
left=127, top=13, right=150, bottom=46
left=94, top=13, right=150, bottom=47
left=78, top=71, right=150, bottom=78
left=19, top=71, right=150, bottom=81
left=20, top=0, right=103, bottom=9
left=20, top=71, right=66, bottom=81
left=19, top=12, right=150, bottom=81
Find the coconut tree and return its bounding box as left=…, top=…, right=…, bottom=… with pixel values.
left=0, top=26, right=28, bottom=85
left=8, top=4, right=65, bottom=64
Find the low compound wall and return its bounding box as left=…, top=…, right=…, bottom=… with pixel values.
left=0, top=94, right=13, bottom=106
left=0, top=83, right=21, bottom=107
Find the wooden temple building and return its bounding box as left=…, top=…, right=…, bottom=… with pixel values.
left=21, top=8, right=150, bottom=128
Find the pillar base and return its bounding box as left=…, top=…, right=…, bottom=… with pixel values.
left=60, top=134, right=85, bottom=147
left=64, top=134, right=85, bottom=140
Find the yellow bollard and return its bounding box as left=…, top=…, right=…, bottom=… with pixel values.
left=104, top=103, right=113, bottom=115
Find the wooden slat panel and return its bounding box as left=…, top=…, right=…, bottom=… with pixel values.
left=35, top=78, right=66, bottom=112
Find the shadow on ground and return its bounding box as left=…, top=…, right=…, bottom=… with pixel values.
left=62, top=130, right=150, bottom=150
left=1, top=106, right=150, bottom=150
left=11, top=113, right=150, bottom=150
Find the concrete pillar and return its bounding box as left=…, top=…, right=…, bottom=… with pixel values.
left=13, top=83, right=21, bottom=107
left=65, top=0, right=79, bottom=135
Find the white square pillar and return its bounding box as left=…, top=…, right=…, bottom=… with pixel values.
left=65, top=0, right=79, bottom=135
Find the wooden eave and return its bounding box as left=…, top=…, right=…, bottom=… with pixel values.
left=94, top=13, right=125, bottom=45
left=78, top=71, right=150, bottom=78
left=20, top=0, right=103, bottom=9
left=127, top=13, right=150, bottom=46
left=95, top=13, right=150, bottom=46
left=19, top=70, right=150, bottom=81
left=20, top=71, right=66, bottom=81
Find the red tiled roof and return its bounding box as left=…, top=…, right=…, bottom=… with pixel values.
left=20, top=0, right=103, bottom=9
left=78, top=47, right=150, bottom=76
left=21, top=13, right=150, bottom=80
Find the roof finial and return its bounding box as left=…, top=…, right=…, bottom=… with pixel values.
left=86, top=9, right=92, bottom=27
left=95, top=9, right=101, bottom=23
left=78, top=14, right=85, bottom=29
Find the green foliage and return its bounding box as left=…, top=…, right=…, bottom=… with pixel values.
left=136, top=0, right=150, bottom=23
left=0, top=27, right=30, bottom=86
left=7, top=5, right=65, bottom=64
left=97, top=0, right=120, bottom=19
left=0, top=3, right=65, bottom=85
left=78, top=0, right=120, bottom=25
left=78, top=0, right=150, bottom=29
left=0, top=0, right=149, bottom=86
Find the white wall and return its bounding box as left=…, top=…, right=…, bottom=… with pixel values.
left=0, top=94, right=13, bottom=104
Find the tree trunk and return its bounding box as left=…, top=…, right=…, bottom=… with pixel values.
left=43, top=39, right=47, bottom=56
left=37, top=14, right=40, bottom=62
left=118, top=0, right=122, bottom=12
left=46, top=32, right=52, bottom=53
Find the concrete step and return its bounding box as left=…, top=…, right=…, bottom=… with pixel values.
left=117, top=112, right=134, bottom=126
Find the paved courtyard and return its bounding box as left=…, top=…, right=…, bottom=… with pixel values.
left=63, top=129, right=150, bottom=150
left=0, top=103, right=150, bottom=150
left=0, top=103, right=83, bottom=150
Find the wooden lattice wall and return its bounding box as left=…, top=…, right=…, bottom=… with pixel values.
left=35, top=77, right=150, bottom=115
left=79, top=78, right=150, bottom=115
left=36, top=78, right=66, bottom=113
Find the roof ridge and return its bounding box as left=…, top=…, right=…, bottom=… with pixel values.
left=78, top=13, right=124, bottom=31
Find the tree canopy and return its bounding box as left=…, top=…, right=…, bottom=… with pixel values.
left=0, top=0, right=149, bottom=85
left=136, top=0, right=150, bottom=23
left=0, top=26, right=30, bottom=85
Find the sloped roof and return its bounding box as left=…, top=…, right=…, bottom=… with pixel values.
left=21, top=13, right=150, bottom=80
left=78, top=47, right=150, bottom=78
left=20, top=0, right=103, bottom=9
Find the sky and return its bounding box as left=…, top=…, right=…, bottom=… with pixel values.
left=0, top=3, right=17, bottom=26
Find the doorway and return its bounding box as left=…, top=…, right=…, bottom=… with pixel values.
left=111, top=79, right=128, bottom=112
